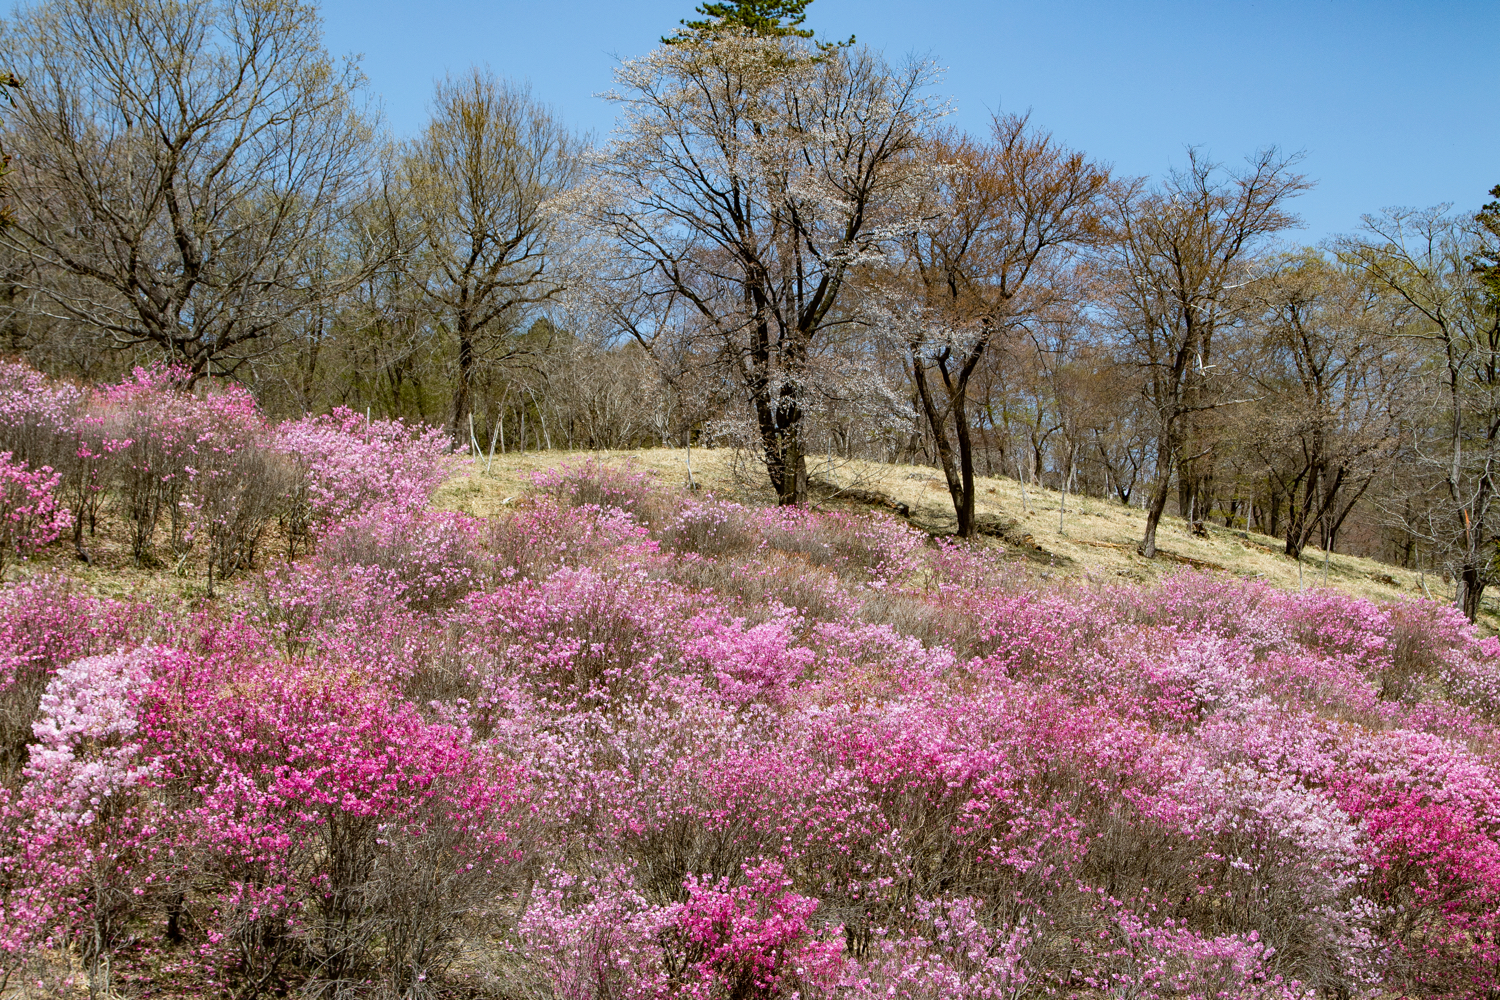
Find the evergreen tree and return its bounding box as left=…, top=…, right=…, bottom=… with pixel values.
left=1476, top=184, right=1500, bottom=300
left=664, top=0, right=851, bottom=47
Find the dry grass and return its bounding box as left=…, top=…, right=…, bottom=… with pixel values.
left=435, top=446, right=1500, bottom=634
left=5, top=503, right=297, bottom=609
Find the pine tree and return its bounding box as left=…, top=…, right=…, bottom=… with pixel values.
left=664, top=0, right=851, bottom=47
left=1476, top=185, right=1500, bottom=301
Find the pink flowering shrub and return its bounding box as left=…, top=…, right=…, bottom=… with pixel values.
left=0, top=452, right=70, bottom=574
left=4, top=435, right=1500, bottom=998
left=0, top=362, right=461, bottom=587
left=0, top=360, right=86, bottom=482
left=488, top=494, right=662, bottom=578
left=138, top=653, right=527, bottom=995
left=274, top=407, right=453, bottom=545
left=314, top=505, right=485, bottom=609
left=98, top=364, right=206, bottom=564
left=532, top=458, right=668, bottom=525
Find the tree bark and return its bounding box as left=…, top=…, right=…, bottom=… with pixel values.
left=452, top=327, right=475, bottom=438
left=1138, top=415, right=1186, bottom=558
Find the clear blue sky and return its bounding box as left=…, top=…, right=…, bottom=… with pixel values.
left=318, top=0, right=1497, bottom=243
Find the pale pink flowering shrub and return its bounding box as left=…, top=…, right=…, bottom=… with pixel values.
left=22, top=649, right=157, bottom=832
left=519, top=865, right=678, bottom=999
left=274, top=407, right=453, bottom=543
left=97, top=363, right=296, bottom=577
left=1, top=649, right=164, bottom=991
left=0, top=576, right=143, bottom=777
left=314, top=504, right=485, bottom=609
left=0, top=363, right=462, bottom=575
left=839, top=896, right=1035, bottom=1000
left=177, top=387, right=292, bottom=587
left=451, top=568, right=700, bottom=714
left=98, top=364, right=206, bottom=563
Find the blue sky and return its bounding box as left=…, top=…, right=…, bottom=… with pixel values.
left=317, top=0, right=1497, bottom=243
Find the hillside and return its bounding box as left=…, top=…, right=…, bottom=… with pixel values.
left=436, top=446, right=1483, bottom=629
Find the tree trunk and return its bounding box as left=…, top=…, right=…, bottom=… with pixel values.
left=1140, top=472, right=1171, bottom=558
left=452, top=326, right=474, bottom=437
left=1177, top=460, right=1194, bottom=529
left=954, top=392, right=978, bottom=537
left=756, top=396, right=807, bottom=505
left=911, top=359, right=971, bottom=536
left=1459, top=559, right=1485, bottom=621
left=1140, top=423, right=1180, bottom=558
left=1284, top=467, right=1319, bottom=559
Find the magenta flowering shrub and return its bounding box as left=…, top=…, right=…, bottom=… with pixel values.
left=667, top=859, right=844, bottom=998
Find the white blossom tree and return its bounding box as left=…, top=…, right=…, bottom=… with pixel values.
left=567, top=25, right=940, bottom=503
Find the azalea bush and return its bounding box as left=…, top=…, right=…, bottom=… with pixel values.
left=2, top=372, right=1500, bottom=997
left=0, top=453, right=70, bottom=575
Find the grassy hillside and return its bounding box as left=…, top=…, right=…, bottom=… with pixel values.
left=436, top=446, right=1490, bottom=631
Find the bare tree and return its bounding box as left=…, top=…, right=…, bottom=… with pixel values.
left=1338, top=207, right=1500, bottom=620
left=1246, top=251, right=1405, bottom=558
left=1102, top=148, right=1308, bottom=558
left=0, top=0, right=375, bottom=380
left=892, top=116, right=1108, bottom=535
left=570, top=25, right=939, bottom=503
left=400, top=70, right=581, bottom=434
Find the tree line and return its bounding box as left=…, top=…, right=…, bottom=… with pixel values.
left=1, top=0, right=1498, bottom=616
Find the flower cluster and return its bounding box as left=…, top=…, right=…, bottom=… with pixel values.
left=0, top=363, right=454, bottom=585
